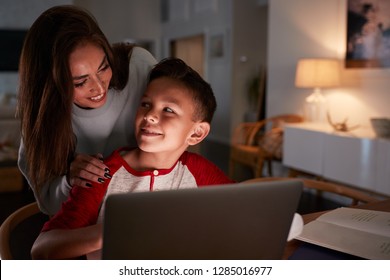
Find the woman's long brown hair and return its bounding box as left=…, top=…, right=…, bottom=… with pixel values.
left=17, top=5, right=132, bottom=195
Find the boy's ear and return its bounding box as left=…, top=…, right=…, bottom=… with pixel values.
left=187, top=122, right=210, bottom=146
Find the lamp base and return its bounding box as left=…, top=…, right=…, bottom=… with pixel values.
left=304, top=88, right=327, bottom=123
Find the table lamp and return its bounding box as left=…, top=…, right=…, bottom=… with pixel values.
left=295, top=58, right=340, bottom=122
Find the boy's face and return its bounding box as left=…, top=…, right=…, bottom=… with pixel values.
left=135, top=77, right=199, bottom=154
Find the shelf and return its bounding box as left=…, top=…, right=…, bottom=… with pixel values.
left=283, top=123, right=390, bottom=196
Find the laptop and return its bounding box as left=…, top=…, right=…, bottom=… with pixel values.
left=102, top=180, right=302, bottom=260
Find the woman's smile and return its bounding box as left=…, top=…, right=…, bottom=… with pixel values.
left=90, top=92, right=105, bottom=102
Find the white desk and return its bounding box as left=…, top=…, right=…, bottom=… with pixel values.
left=283, top=123, right=390, bottom=196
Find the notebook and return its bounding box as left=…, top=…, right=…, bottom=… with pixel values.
left=102, top=180, right=303, bottom=260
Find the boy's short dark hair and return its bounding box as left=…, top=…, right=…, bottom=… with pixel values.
left=148, top=58, right=216, bottom=123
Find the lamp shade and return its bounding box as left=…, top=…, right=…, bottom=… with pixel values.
left=295, top=59, right=340, bottom=88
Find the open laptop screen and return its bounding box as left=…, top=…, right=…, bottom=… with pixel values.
left=102, top=180, right=302, bottom=260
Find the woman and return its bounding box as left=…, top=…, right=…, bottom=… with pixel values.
left=17, top=5, right=156, bottom=215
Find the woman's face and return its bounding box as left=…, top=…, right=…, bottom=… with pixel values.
left=69, top=42, right=112, bottom=109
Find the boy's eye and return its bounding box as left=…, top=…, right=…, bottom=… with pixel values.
left=164, top=107, right=174, bottom=113
left=140, top=102, right=150, bottom=108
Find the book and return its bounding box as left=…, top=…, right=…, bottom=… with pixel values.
left=296, top=207, right=390, bottom=260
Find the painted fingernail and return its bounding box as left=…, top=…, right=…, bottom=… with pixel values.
left=98, top=178, right=105, bottom=183
left=104, top=173, right=112, bottom=179
left=105, top=168, right=110, bottom=173
left=86, top=183, right=92, bottom=188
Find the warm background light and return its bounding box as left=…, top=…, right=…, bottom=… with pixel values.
left=295, top=58, right=341, bottom=88
left=295, top=58, right=341, bottom=122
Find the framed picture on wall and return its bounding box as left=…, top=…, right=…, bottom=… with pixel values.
left=346, top=0, right=390, bottom=68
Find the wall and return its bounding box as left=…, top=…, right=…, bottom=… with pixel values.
left=0, top=0, right=72, bottom=101
left=160, top=0, right=233, bottom=143
left=74, top=0, right=161, bottom=58
left=267, top=0, right=390, bottom=130
left=161, top=0, right=267, bottom=144
left=231, top=0, right=267, bottom=133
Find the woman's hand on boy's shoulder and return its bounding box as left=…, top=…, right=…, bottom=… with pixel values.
left=67, top=153, right=111, bottom=188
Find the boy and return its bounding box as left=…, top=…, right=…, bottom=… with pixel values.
left=31, top=58, right=234, bottom=259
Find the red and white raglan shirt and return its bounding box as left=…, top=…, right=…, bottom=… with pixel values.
left=42, top=147, right=235, bottom=232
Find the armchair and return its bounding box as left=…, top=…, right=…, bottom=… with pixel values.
left=229, top=114, right=304, bottom=179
